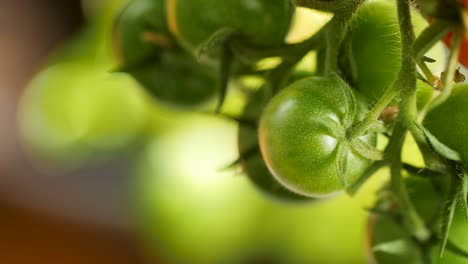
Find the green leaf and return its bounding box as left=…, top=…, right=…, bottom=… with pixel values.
left=412, top=20, right=450, bottom=62
left=195, top=27, right=235, bottom=63
left=439, top=180, right=459, bottom=258
left=445, top=239, right=468, bottom=259
left=335, top=143, right=350, bottom=187
left=461, top=171, right=468, bottom=221
left=199, top=111, right=257, bottom=128
left=219, top=144, right=259, bottom=172
left=415, top=122, right=462, bottom=161
left=333, top=73, right=356, bottom=129
left=215, top=44, right=233, bottom=113
left=372, top=239, right=411, bottom=255
left=351, top=138, right=383, bottom=161
left=367, top=121, right=387, bottom=133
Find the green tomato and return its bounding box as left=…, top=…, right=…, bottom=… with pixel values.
left=114, top=0, right=218, bottom=108
left=366, top=177, right=468, bottom=264
left=18, top=63, right=149, bottom=162
left=113, top=0, right=171, bottom=68
left=166, top=0, right=293, bottom=62
left=238, top=88, right=311, bottom=202
left=259, top=75, right=377, bottom=197
left=128, top=51, right=217, bottom=108
left=423, top=84, right=468, bottom=170
left=350, top=0, right=443, bottom=104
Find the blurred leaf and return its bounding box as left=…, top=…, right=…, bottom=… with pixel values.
left=415, top=123, right=462, bottom=162
left=372, top=239, right=411, bottom=255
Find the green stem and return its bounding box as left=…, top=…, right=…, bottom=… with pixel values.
left=347, top=81, right=400, bottom=139
left=229, top=29, right=325, bottom=63
left=412, top=19, right=451, bottom=62
left=347, top=0, right=418, bottom=138
left=323, top=18, right=347, bottom=75
left=392, top=0, right=430, bottom=242
left=418, top=60, right=437, bottom=86
left=322, top=1, right=363, bottom=76
left=265, top=2, right=362, bottom=94
left=387, top=122, right=430, bottom=241
left=429, top=27, right=463, bottom=109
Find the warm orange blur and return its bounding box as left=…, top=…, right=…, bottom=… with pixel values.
left=0, top=1, right=153, bottom=263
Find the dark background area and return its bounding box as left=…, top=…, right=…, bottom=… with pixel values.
left=0, top=1, right=152, bottom=263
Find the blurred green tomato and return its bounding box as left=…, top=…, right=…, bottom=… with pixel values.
left=167, top=0, right=293, bottom=63
left=127, top=51, right=217, bottom=108
left=18, top=63, right=149, bottom=162
left=113, top=0, right=170, bottom=68
left=133, top=115, right=367, bottom=264
left=113, top=0, right=218, bottom=108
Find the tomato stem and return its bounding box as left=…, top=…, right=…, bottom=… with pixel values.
left=389, top=0, right=430, bottom=242
left=412, top=19, right=451, bottom=62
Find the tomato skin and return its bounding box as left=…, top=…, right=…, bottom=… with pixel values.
left=258, top=75, right=377, bottom=197
left=167, top=0, right=293, bottom=62
left=113, top=0, right=170, bottom=68
left=113, top=0, right=217, bottom=107
left=238, top=88, right=311, bottom=202
left=350, top=0, right=443, bottom=104
left=128, top=51, right=217, bottom=108
left=366, top=177, right=468, bottom=264
left=423, top=84, right=468, bottom=170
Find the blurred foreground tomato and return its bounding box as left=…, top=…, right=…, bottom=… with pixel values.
left=131, top=115, right=369, bottom=264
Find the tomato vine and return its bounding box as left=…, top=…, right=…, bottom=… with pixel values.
left=113, top=0, right=468, bottom=263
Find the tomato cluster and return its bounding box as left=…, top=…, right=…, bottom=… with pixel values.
left=114, top=0, right=217, bottom=107
left=112, top=0, right=468, bottom=263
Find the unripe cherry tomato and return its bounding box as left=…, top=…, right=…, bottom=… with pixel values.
left=128, top=51, right=217, bottom=108
left=259, top=75, right=377, bottom=198
left=113, top=0, right=217, bottom=108
left=350, top=0, right=444, bottom=103
left=113, top=0, right=171, bottom=69
left=238, top=88, right=310, bottom=202
left=166, top=0, right=293, bottom=62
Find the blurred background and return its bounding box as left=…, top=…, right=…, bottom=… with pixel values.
left=0, top=0, right=385, bottom=263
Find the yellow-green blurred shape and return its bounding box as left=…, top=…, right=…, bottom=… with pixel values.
left=18, top=62, right=150, bottom=164
left=287, top=7, right=332, bottom=44
left=134, top=116, right=262, bottom=264
left=133, top=115, right=367, bottom=264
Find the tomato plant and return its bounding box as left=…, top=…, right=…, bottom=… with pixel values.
left=423, top=84, right=468, bottom=169
left=103, top=0, right=468, bottom=262
left=113, top=0, right=217, bottom=107
left=366, top=177, right=468, bottom=264
left=166, top=0, right=293, bottom=62
left=349, top=0, right=444, bottom=103
left=259, top=75, right=377, bottom=197
left=113, top=0, right=169, bottom=68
